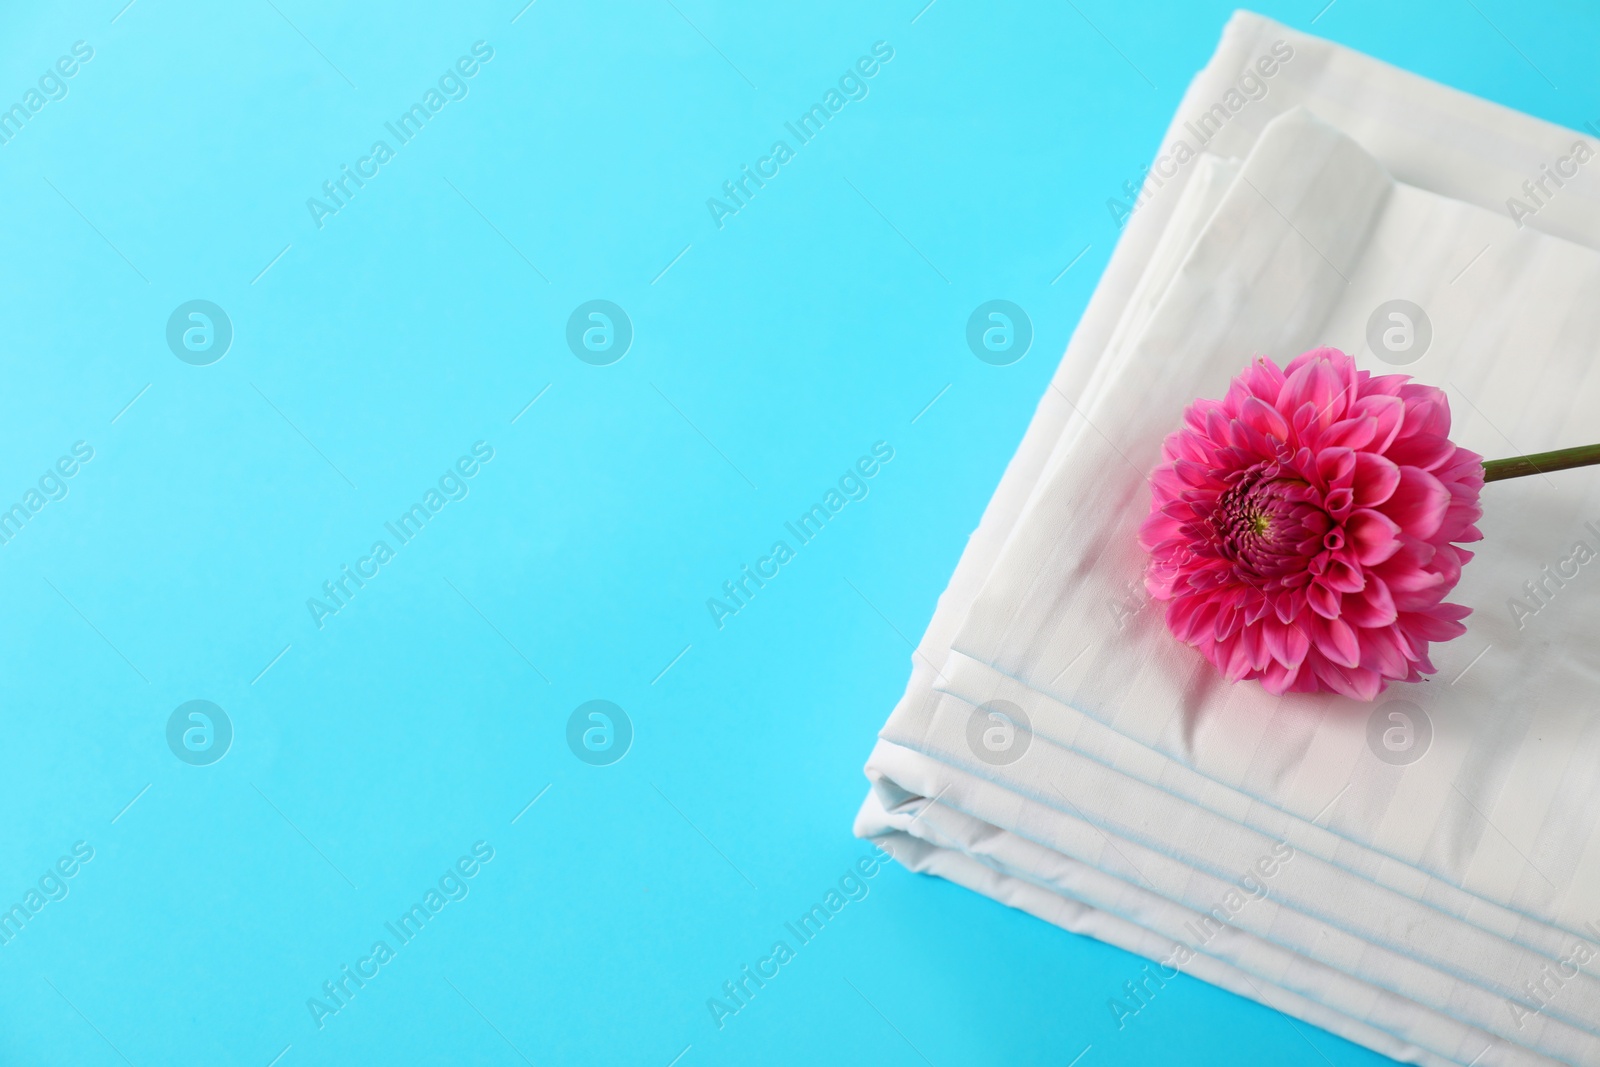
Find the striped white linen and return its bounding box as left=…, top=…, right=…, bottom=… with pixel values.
left=856, top=13, right=1600, bottom=1066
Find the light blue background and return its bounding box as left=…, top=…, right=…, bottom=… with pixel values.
left=0, top=1, right=1593, bottom=1064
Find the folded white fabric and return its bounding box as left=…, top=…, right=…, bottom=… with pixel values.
left=856, top=13, right=1600, bottom=1067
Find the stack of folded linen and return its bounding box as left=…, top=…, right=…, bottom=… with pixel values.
left=855, top=12, right=1600, bottom=1066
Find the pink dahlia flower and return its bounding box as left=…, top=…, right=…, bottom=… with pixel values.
left=1139, top=348, right=1483, bottom=700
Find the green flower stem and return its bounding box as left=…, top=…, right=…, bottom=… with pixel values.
left=1483, top=443, right=1600, bottom=483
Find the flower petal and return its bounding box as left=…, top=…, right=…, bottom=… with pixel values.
left=1350, top=394, right=1404, bottom=452
left=1240, top=395, right=1289, bottom=442
left=1342, top=575, right=1398, bottom=628
left=1344, top=508, right=1402, bottom=565
left=1312, top=615, right=1361, bottom=668
left=1307, top=581, right=1341, bottom=620
left=1382, top=466, right=1451, bottom=539
left=1351, top=453, right=1401, bottom=508
left=1262, top=618, right=1310, bottom=669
